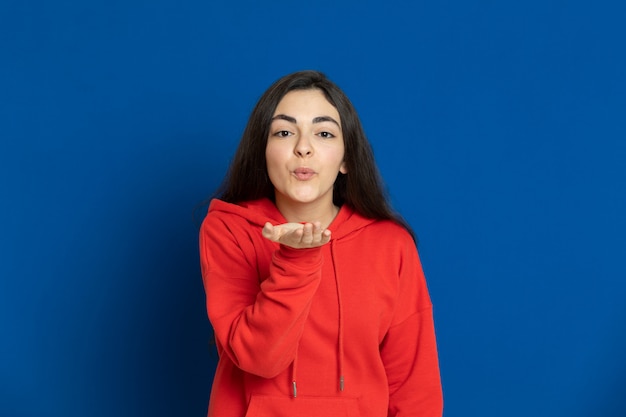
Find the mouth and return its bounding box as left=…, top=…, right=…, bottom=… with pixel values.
left=292, top=167, right=316, bottom=180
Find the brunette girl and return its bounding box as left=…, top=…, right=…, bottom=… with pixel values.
left=200, top=70, right=443, bottom=416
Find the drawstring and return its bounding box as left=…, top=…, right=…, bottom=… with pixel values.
left=290, top=240, right=346, bottom=398
left=291, top=354, right=298, bottom=397
left=330, top=241, right=346, bottom=393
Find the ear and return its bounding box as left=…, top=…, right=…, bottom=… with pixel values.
left=339, top=161, right=348, bottom=174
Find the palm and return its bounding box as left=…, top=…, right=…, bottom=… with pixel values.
left=262, top=222, right=331, bottom=249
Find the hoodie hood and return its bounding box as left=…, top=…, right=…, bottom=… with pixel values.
left=208, top=198, right=375, bottom=241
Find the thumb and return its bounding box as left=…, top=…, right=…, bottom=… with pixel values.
left=262, top=222, right=274, bottom=239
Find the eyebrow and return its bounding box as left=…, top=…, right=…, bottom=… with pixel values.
left=272, top=114, right=341, bottom=128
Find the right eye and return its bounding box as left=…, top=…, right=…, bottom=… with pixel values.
left=274, top=130, right=292, bottom=138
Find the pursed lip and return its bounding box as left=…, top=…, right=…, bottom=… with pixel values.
left=292, top=167, right=316, bottom=180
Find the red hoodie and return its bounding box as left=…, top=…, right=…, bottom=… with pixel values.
left=199, top=198, right=443, bottom=417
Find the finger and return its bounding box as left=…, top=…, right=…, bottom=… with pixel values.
left=262, top=222, right=275, bottom=240
left=310, top=222, right=324, bottom=244
left=301, top=223, right=314, bottom=244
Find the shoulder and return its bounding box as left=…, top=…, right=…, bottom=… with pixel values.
left=363, top=219, right=416, bottom=248
left=335, top=218, right=418, bottom=268
left=200, top=199, right=259, bottom=246
left=333, top=206, right=414, bottom=246
left=201, top=203, right=242, bottom=234
left=199, top=200, right=270, bottom=267
left=368, top=219, right=412, bottom=236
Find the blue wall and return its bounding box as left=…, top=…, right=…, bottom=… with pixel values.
left=2, top=1, right=625, bottom=416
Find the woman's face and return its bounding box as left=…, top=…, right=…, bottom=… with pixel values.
left=266, top=89, right=347, bottom=214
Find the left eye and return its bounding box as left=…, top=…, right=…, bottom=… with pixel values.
left=318, top=131, right=335, bottom=138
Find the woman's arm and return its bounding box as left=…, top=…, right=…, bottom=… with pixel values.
left=200, top=213, right=323, bottom=378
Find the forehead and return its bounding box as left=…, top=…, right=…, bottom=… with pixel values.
left=273, top=89, right=340, bottom=121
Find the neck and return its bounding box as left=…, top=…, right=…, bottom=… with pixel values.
left=275, top=198, right=339, bottom=229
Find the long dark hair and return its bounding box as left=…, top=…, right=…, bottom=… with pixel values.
left=215, top=70, right=415, bottom=241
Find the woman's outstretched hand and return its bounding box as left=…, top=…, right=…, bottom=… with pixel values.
left=262, top=221, right=331, bottom=249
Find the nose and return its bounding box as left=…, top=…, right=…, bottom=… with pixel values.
left=294, top=134, right=313, bottom=157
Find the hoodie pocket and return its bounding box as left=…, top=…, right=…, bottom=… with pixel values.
left=244, top=395, right=360, bottom=417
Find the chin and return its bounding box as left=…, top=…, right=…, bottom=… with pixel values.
left=291, top=195, right=318, bottom=204
left=283, top=192, right=322, bottom=205
left=287, top=189, right=319, bottom=202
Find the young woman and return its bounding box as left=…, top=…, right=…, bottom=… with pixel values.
left=199, top=70, right=443, bottom=416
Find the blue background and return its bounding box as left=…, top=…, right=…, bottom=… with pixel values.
left=1, top=1, right=625, bottom=416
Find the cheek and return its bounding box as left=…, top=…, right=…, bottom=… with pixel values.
left=265, top=145, right=286, bottom=181
left=265, top=146, right=279, bottom=169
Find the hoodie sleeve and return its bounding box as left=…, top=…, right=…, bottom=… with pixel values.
left=200, top=210, right=323, bottom=378
left=380, top=235, right=443, bottom=417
